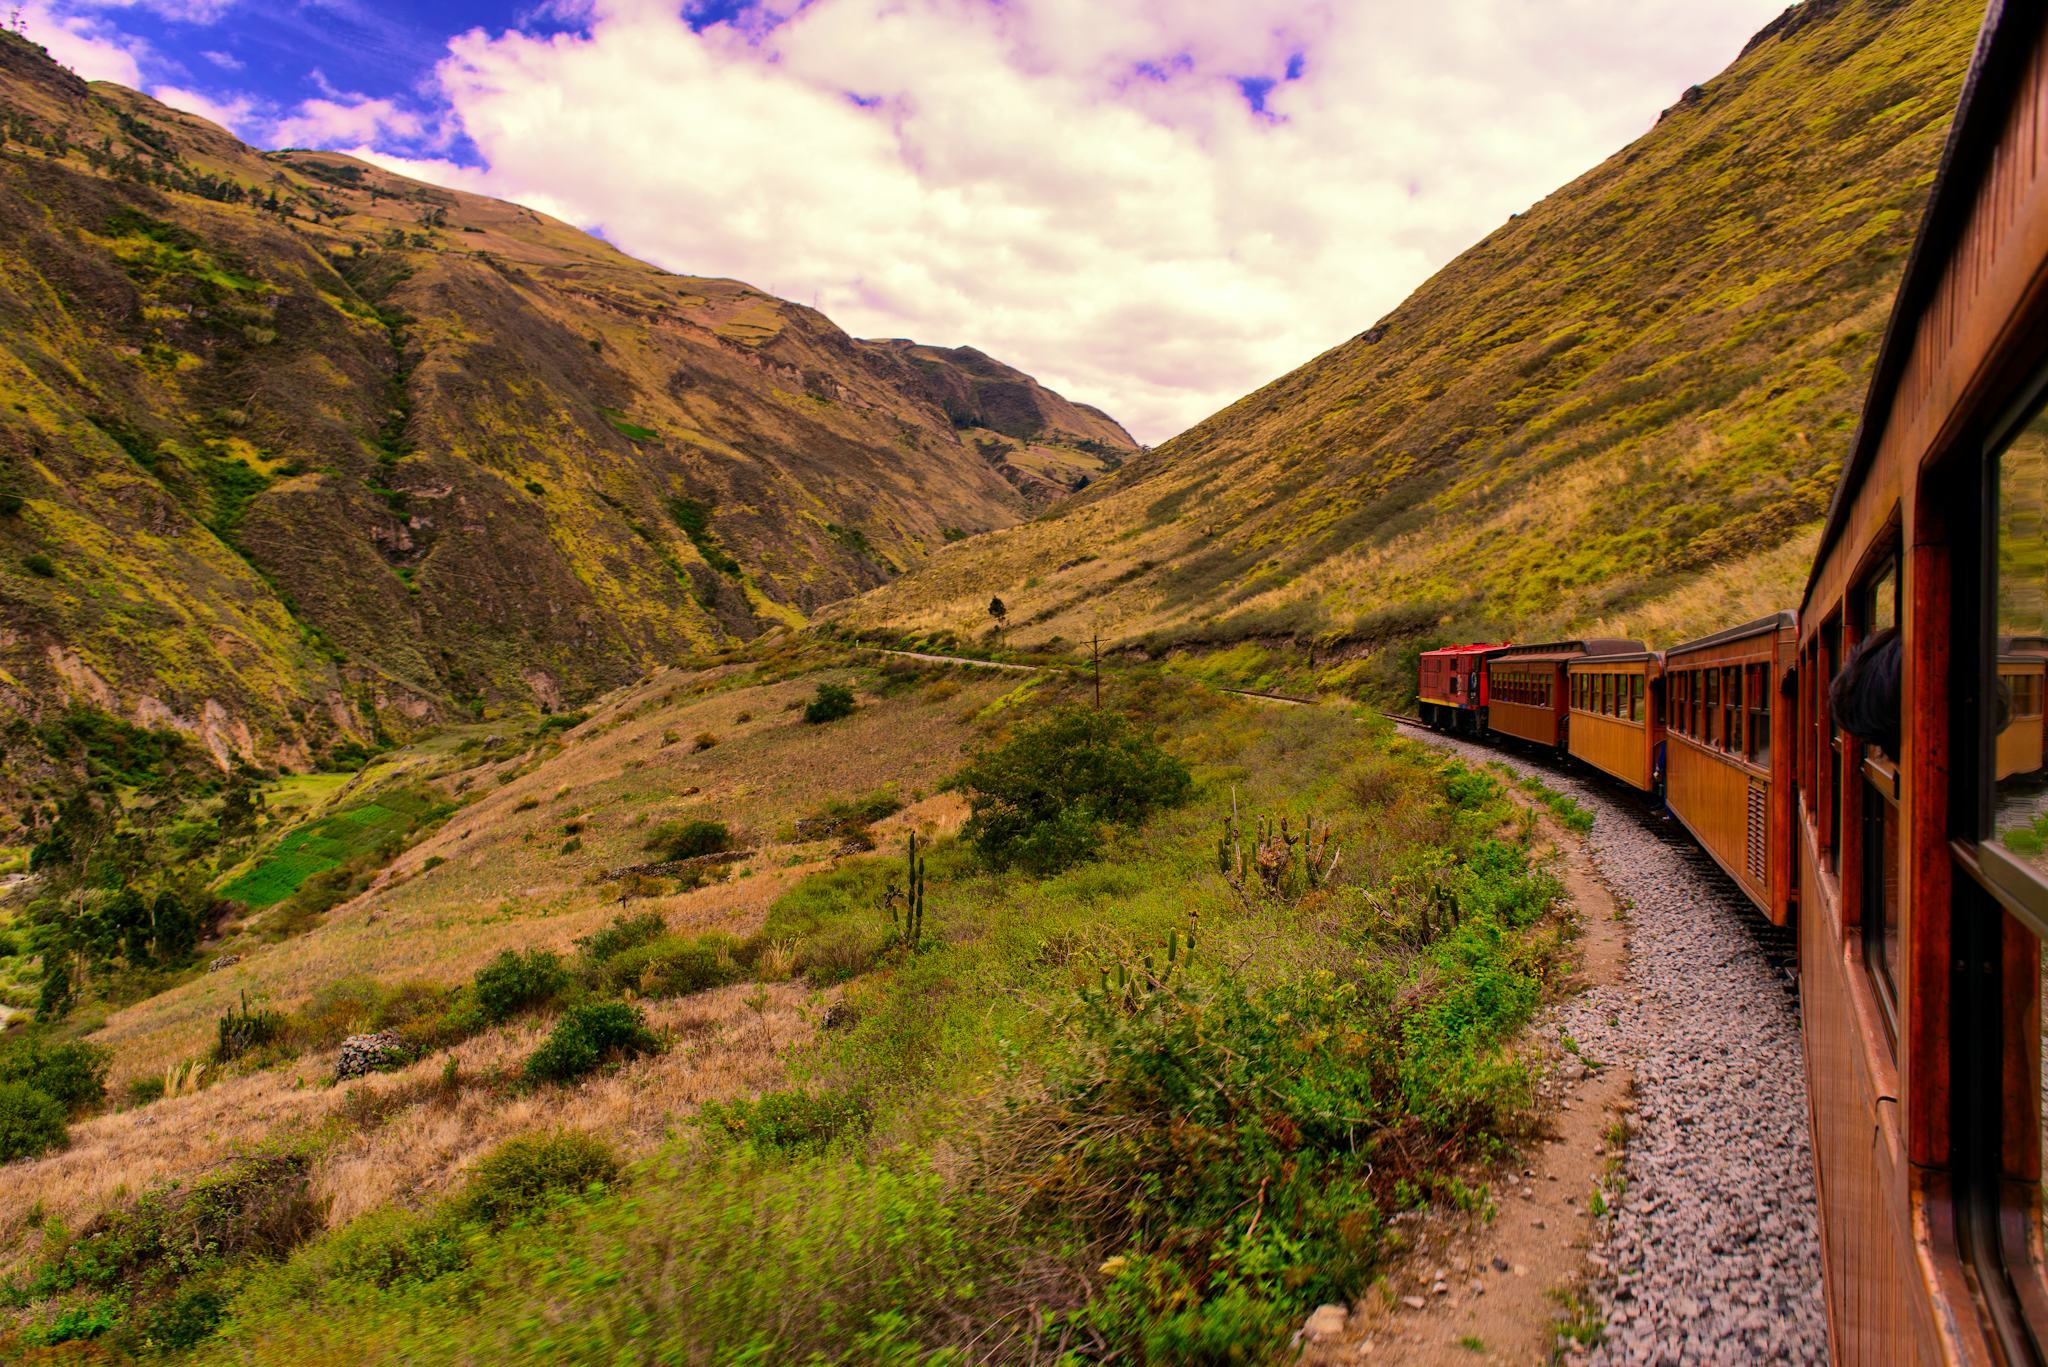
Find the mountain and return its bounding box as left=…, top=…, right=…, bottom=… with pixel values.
left=0, top=30, right=1133, bottom=773
left=837, top=0, right=1980, bottom=682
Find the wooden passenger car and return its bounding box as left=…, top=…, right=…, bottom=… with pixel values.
left=1418, top=643, right=1506, bottom=734
left=1483, top=640, right=1642, bottom=750
left=1663, top=615, right=1796, bottom=924
left=1563, top=650, right=1663, bottom=793
left=1996, top=644, right=2046, bottom=781
left=1792, top=6, right=2048, bottom=1361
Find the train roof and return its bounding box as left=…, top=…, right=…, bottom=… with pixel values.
left=1565, top=650, right=1663, bottom=667
left=1665, top=611, right=1798, bottom=658
left=1419, top=642, right=1510, bottom=658
left=1809, top=0, right=2036, bottom=595
left=1486, top=638, right=1643, bottom=665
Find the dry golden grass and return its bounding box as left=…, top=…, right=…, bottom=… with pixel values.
left=0, top=981, right=817, bottom=1267
left=0, top=661, right=1005, bottom=1274
left=89, top=665, right=1004, bottom=1090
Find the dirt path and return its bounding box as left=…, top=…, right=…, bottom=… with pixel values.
left=1299, top=802, right=1636, bottom=1365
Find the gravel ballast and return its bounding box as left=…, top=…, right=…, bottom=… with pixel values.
left=1415, top=729, right=1829, bottom=1365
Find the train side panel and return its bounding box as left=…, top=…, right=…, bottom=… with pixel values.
left=1663, top=616, right=1794, bottom=923
left=1565, top=656, right=1660, bottom=791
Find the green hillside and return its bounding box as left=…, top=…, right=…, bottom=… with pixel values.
left=0, top=30, right=1133, bottom=802
left=840, top=0, right=1980, bottom=692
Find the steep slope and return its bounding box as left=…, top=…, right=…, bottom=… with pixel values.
left=840, top=0, right=1980, bottom=665
left=0, top=31, right=1132, bottom=770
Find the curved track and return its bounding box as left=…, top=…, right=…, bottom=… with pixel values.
left=1404, top=723, right=1828, bottom=1364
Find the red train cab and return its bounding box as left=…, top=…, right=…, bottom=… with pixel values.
left=1484, top=639, right=1642, bottom=751
left=1663, top=614, right=1797, bottom=925
left=1418, top=642, right=1507, bottom=735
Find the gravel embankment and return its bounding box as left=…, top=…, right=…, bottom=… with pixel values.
left=1414, top=729, right=1828, bottom=1365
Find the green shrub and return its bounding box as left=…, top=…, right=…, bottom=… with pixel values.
left=575, top=911, right=668, bottom=968
left=143, top=1282, right=230, bottom=1349
left=802, top=683, right=857, bottom=724
left=451, top=1130, right=621, bottom=1228
left=473, top=949, right=570, bottom=1024
left=215, top=994, right=288, bottom=1064
left=700, top=1087, right=873, bottom=1155
left=0, top=1037, right=110, bottom=1114
left=524, top=1002, right=660, bottom=1083
left=643, top=818, right=732, bottom=861
left=0, top=1081, right=68, bottom=1162
left=297, top=1205, right=469, bottom=1292
left=959, top=706, right=1192, bottom=874
left=603, top=933, right=744, bottom=998
left=23, top=551, right=56, bottom=578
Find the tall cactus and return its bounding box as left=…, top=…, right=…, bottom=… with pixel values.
left=885, top=831, right=927, bottom=949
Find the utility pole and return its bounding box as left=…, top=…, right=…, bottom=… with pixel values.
left=1092, top=624, right=1101, bottom=710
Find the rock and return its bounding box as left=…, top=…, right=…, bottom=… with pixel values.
left=1399, top=1296, right=1427, bottom=1311
left=207, top=954, right=241, bottom=973
left=335, top=1031, right=408, bottom=1080
left=1298, top=1304, right=1347, bottom=1343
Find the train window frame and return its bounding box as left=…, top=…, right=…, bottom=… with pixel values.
left=1855, top=551, right=1903, bottom=1043
left=1748, top=663, right=1771, bottom=767
left=1976, top=381, right=2048, bottom=930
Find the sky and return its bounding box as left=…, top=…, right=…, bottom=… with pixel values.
left=15, top=0, right=1792, bottom=444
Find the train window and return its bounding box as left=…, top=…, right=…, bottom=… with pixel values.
left=1986, top=401, right=2048, bottom=895
left=1632, top=674, right=1644, bottom=723
left=1748, top=663, right=1771, bottom=767
left=1705, top=669, right=1720, bottom=747
left=1731, top=667, right=1746, bottom=753
left=1823, top=616, right=1842, bottom=872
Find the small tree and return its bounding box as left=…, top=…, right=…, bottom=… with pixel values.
left=803, top=683, right=857, bottom=725
left=988, top=596, right=1008, bottom=628
left=959, top=706, right=1192, bottom=875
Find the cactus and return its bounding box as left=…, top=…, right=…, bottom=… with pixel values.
left=1219, top=794, right=1341, bottom=903
left=883, top=831, right=927, bottom=949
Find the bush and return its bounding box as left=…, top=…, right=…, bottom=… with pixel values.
left=803, top=683, right=857, bottom=724
left=575, top=911, right=668, bottom=968
left=959, top=706, right=1192, bottom=874
left=214, top=995, right=288, bottom=1064
left=700, top=1087, right=872, bottom=1155
left=472, top=949, right=570, bottom=1024
left=524, top=1002, right=660, bottom=1083
left=0, top=1037, right=111, bottom=1114
left=23, top=551, right=56, bottom=578
left=452, top=1130, right=621, bottom=1228
left=0, top=1081, right=67, bottom=1162
left=607, top=934, right=745, bottom=998
left=644, top=818, right=733, bottom=861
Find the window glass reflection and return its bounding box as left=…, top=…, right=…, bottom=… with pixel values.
left=1994, top=410, right=2048, bottom=880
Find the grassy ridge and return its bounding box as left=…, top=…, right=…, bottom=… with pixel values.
left=0, top=30, right=1134, bottom=805
left=839, top=0, right=1984, bottom=698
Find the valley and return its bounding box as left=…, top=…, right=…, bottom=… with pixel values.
left=0, top=0, right=2011, bottom=1360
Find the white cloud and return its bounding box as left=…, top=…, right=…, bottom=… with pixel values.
left=411, top=0, right=1790, bottom=442
left=17, top=0, right=147, bottom=84
left=267, top=92, right=429, bottom=148
left=200, top=47, right=241, bottom=70
left=145, top=82, right=254, bottom=132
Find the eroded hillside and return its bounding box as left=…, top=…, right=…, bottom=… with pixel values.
left=0, top=30, right=1132, bottom=776
left=838, top=0, right=1979, bottom=678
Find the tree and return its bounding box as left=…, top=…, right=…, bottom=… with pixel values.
left=153, top=890, right=199, bottom=962
left=109, top=887, right=151, bottom=966
left=36, top=959, right=72, bottom=1021
left=988, top=596, right=1008, bottom=628
left=958, top=706, right=1192, bottom=875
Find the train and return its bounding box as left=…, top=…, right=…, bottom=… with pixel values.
left=1414, top=4, right=2048, bottom=1360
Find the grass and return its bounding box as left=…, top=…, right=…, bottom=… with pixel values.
left=216, top=789, right=454, bottom=909
left=33, top=670, right=1584, bottom=1365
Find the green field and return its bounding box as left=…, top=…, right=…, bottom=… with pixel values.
left=218, top=791, right=448, bottom=908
